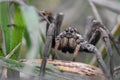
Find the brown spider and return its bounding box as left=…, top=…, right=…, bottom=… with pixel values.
left=52, top=27, right=86, bottom=61
left=40, top=12, right=120, bottom=80
left=51, top=26, right=111, bottom=77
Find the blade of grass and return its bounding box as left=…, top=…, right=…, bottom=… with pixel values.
left=5, top=3, right=26, bottom=80
left=0, top=57, right=70, bottom=80
left=0, top=45, right=4, bottom=56
left=0, top=56, right=38, bottom=76
left=1, top=57, right=102, bottom=80
left=88, top=0, right=103, bottom=23
left=21, top=5, right=44, bottom=59
left=118, top=0, right=120, bottom=2
left=20, top=6, right=45, bottom=79
left=92, top=0, right=120, bottom=14
left=10, top=4, right=25, bottom=59
left=5, top=43, right=21, bottom=58
left=0, top=2, right=11, bottom=55
left=24, top=28, right=31, bottom=48
left=28, top=0, right=33, bottom=4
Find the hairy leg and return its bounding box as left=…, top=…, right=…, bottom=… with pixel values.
left=72, top=44, right=80, bottom=61
left=100, top=28, right=114, bottom=79
left=85, top=16, right=114, bottom=78
left=84, top=16, right=101, bottom=45
left=40, top=23, right=55, bottom=78
left=80, top=42, right=112, bottom=79
left=52, top=13, right=64, bottom=48
left=109, top=34, right=120, bottom=56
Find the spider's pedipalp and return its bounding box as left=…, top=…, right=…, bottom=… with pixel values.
left=72, top=44, right=80, bottom=61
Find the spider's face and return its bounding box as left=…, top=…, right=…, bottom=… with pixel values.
left=56, top=27, right=79, bottom=53
left=64, top=27, right=77, bottom=38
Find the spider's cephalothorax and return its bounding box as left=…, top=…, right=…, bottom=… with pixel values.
left=52, top=26, right=100, bottom=61
left=55, top=27, right=84, bottom=53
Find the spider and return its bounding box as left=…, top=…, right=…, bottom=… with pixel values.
left=40, top=11, right=119, bottom=80
left=51, top=26, right=111, bottom=79
left=52, top=26, right=92, bottom=61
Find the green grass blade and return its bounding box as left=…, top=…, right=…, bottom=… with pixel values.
left=0, top=45, right=4, bottom=56
left=28, top=0, right=33, bottom=4
left=10, top=4, right=25, bottom=59
left=24, top=28, right=31, bottom=48
left=0, top=57, right=72, bottom=80
left=21, top=6, right=44, bottom=59
left=0, top=56, right=38, bottom=76
left=117, top=0, right=120, bottom=3
left=6, top=43, right=21, bottom=58
left=0, top=2, right=11, bottom=55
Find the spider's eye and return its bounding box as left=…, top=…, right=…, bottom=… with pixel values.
left=70, top=29, right=73, bottom=33
left=66, top=29, right=68, bottom=32
left=92, top=19, right=99, bottom=25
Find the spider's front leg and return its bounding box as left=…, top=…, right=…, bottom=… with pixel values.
left=99, top=27, right=114, bottom=78
left=39, top=23, right=55, bottom=80
left=40, top=12, right=63, bottom=78
left=80, top=42, right=111, bottom=79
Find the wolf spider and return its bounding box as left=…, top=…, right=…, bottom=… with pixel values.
left=40, top=11, right=119, bottom=80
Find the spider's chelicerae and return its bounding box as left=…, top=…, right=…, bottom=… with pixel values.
left=40, top=11, right=120, bottom=80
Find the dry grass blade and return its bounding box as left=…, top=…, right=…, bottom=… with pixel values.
left=88, top=0, right=103, bottom=23
left=92, top=0, right=120, bottom=14
left=5, top=43, right=21, bottom=58
left=23, top=59, right=108, bottom=80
